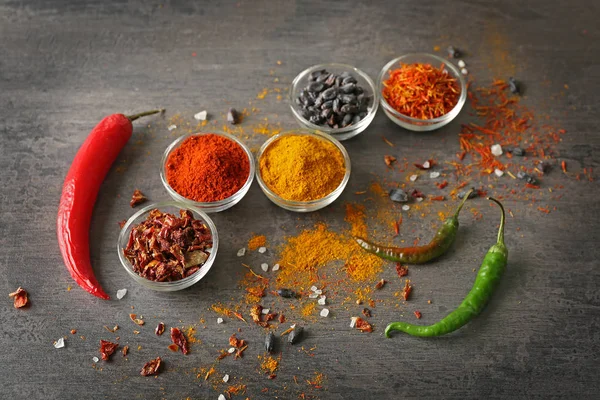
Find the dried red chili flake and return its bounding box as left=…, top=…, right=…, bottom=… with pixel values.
left=129, top=313, right=144, bottom=326
left=229, top=333, right=242, bottom=348
left=414, top=160, right=434, bottom=170
left=401, top=280, right=412, bottom=301
left=278, top=314, right=286, bottom=323
left=168, top=344, right=179, bottom=352
left=170, top=327, right=189, bottom=355
left=130, top=189, right=147, bottom=207
left=429, top=195, right=445, bottom=201
left=217, top=350, right=229, bottom=360
left=99, top=340, right=118, bottom=361
left=414, top=310, right=422, bottom=319
left=411, top=189, right=425, bottom=199
left=561, top=160, right=567, bottom=173
left=104, top=325, right=119, bottom=333
left=118, top=219, right=127, bottom=229
left=123, top=209, right=212, bottom=282
left=232, top=311, right=247, bottom=323
left=362, top=308, right=372, bottom=318
left=246, top=286, right=266, bottom=298
left=384, top=155, right=397, bottom=167
left=375, top=279, right=387, bottom=290
left=155, top=322, right=165, bottom=336
left=9, top=287, right=29, bottom=308
left=250, top=305, right=268, bottom=327
left=525, top=183, right=541, bottom=189
left=122, top=345, right=129, bottom=356
left=395, top=264, right=408, bottom=277
left=234, top=344, right=248, bottom=360
left=264, top=312, right=278, bottom=322
left=436, top=180, right=449, bottom=189
left=140, top=357, right=162, bottom=376
left=70, top=329, right=77, bottom=335
left=355, top=318, right=373, bottom=333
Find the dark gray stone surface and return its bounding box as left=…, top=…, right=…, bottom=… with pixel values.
left=1, top=0, right=599, bottom=398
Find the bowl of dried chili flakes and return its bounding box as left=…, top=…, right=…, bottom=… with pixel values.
left=117, top=202, right=218, bottom=291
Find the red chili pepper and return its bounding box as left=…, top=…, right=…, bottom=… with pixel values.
left=57, top=109, right=163, bottom=299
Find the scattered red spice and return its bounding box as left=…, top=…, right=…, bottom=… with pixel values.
left=384, top=155, right=397, bottom=167
left=170, top=327, right=189, bottom=355
left=140, top=357, right=162, bottom=376
left=129, top=189, right=147, bottom=207
left=401, top=280, right=412, bottom=301
left=99, top=340, right=118, bottom=361
left=395, top=264, right=408, bottom=277
left=375, top=279, right=387, bottom=290
left=414, top=310, right=422, bottom=319
left=168, top=344, right=179, bottom=352
left=118, top=219, right=127, bottom=229
left=538, top=206, right=551, bottom=214
left=278, top=314, right=286, bottom=323
left=561, top=160, right=567, bottom=173
left=525, top=183, right=541, bottom=189
left=382, top=63, right=460, bottom=119
left=436, top=180, right=448, bottom=189
left=155, top=322, right=165, bottom=336
left=8, top=287, right=29, bottom=308
left=362, top=308, right=372, bottom=318
left=129, top=314, right=144, bottom=326
left=430, top=195, right=445, bottom=201
left=70, top=329, right=77, bottom=334
left=355, top=318, right=373, bottom=333
left=122, top=345, right=129, bottom=356
left=165, top=134, right=250, bottom=202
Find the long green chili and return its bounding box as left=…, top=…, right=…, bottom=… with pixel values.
left=385, top=197, right=508, bottom=338
left=355, top=190, right=473, bottom=264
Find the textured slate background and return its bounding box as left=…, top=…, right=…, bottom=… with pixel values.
left=1, top=0, right=599, bottom=399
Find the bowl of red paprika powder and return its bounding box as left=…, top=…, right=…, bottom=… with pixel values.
left=160, top=132, right=255, bottom=213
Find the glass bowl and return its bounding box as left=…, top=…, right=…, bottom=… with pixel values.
left=377, top=53, right=467, bottom=131
left=289, top=63, right=379, bottom=141
left=160, top=132, right=255, bottom=213
left=117, top=202, right=219, bottom=292
left=255, top=130, right=351, bottom=212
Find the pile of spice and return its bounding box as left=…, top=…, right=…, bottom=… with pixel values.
left=165, top=134, right=250, bottom=202
left=123, top=209, right=213, bottom=281
left=259, top=134, right=346, bottom=201
left=296, top=69, right=372, bottom=128
left=382, top=63, right=460, bottom=119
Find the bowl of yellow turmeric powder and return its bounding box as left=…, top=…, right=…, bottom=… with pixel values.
left=256, top=130, right=350, bottom=212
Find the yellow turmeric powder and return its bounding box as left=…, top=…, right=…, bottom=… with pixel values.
left=247, top=234, right=267, bottom=250
left=259, top=134, right=345, bottom=201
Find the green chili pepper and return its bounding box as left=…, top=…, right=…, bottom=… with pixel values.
left=385, top=197, right=507, bottom=338
left=355, top=189, right=473, bottom=264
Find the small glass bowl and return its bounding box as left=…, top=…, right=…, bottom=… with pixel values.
left=289, top=63, right=379, bottom=141
left=160, top=132, right=255, bottom=213
left=377, top=53, right=467, bottom=131
left=255, top=130, right=351, bottom=212
left=117, top=202, right=219, bottom=292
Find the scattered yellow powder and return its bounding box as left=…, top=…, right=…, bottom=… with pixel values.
left=301, top=302, right=316, bottom=317
left=185, top=326, right=199, bottom=344
left=248, top=234, right=267, bottom=250
left=345, top=203, right=367, bottom=238
left=211, top=304, right=233, bottom=317
left=259, top=355, right=279, bottom=375
left=276, top=223, right=383, bottom=289
left=256, top=88, right=269, bottom=99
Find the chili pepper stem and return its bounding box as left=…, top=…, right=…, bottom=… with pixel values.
left=126, top=109, right=165, bottom=122
left=487, top=197, right=505, bottom=245
left=453, top=189, right=473, bottom=218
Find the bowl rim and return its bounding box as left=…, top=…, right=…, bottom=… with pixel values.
left=117, top=201, right=219, bottom=289
left=288, top=63, right=379, bottom=134
left=159, top=131, right=255, bottom=207
left=377, top=53, right=467, bottom=124
left=255, top=129, right=351, bottom=207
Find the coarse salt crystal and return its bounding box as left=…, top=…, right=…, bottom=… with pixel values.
left=495, top=169, right=504, bottom=177
left=461, top=68, right=468, bottom=75
left=317, top=296, right=326, bottom=305
left=222, top=374, right=229, bottom=383
left=320, top=308, right=330, bottom=317
left=218, top=395, right=226, bottom=400
left=491, top=144, right=503, bottom=156
left=194, top=110, right=207, bottom=121
left=228, top=347, right=236, bottom=354
left=430, top=171, right=440, bottom=179
left=310, top=286, right=318, bottom=292
left=309, top=293, right=319, bottom=299
left=272, top=263, right=280, bottom=271
left=258, top=246, right=267, bottom=254
left=261, top=263, right=269, bottom=272
left=262, top=308, right=270, bottom=315
left=410, top=174, right=418, bottom=182
left=237, top=248, right=246, bottom=257
left=416, top=197, right=424, bottom=202
left=314, top=289, right=322, bottom=295
left=422, top=161, right=431, bottom=169
left=116, top=289, right=127, bottom=300
left=458, top=60, right=466, bottom=68
left=92, top=356, right=99, bottom=363
left=217, top=318, right=224, bottom=324
left=402, top=205, right=410, bottom=211
left=167, top=124, right=177, bottom=131
left=54, top=338, right=65, bottom=349
left=350, top=317, right=358, bottom=328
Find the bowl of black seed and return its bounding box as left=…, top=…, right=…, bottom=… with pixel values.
left=289, top=63, right=379, bottom=141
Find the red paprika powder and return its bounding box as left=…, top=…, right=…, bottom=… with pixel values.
left=166, top=134, right=250, bottom=202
